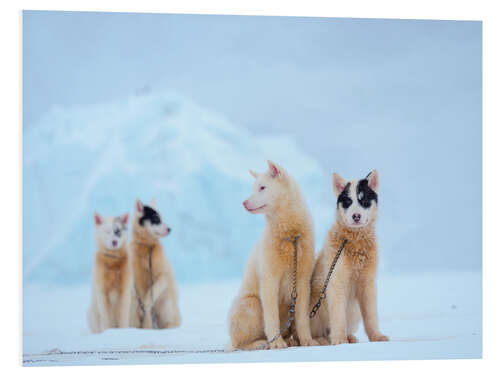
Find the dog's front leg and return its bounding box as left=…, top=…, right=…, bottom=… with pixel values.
left=326, top=260, right=350, bottom=345
left=261, top=276, right=287, bottom=349
left=96, top=289, right=111, bottom=332
left=144, top=275, right=168, bottom=308
left=357, top=269, right=389, bottom=342
left=117, top=286, right=131, bottom=328
left=151, top=275, right=168, bottom=302
left=294, top=260, right=317, bottom=346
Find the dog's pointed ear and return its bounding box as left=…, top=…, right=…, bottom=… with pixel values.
left=332, top=173, right=347, bottom=197
left=121, top=213, right=129, bottom=225
left=367, top=169, right=379, bottom=193
left=267, top=160, right=284, bottom=179
left=94, top=212, right=102, bottom=226
left=149, top=198, right=157, bottom=209
left=135, top=199, right=144, bottom=213
left=248, top=169, right=258, bottom=179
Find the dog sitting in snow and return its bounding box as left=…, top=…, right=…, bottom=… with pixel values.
left=310, top=170, right=389, bottom=345
left=88, top=212, right=131, bottom=333
left=227, top=161, right=317, bottom=350
left=129, top=198, right=181, bottom=329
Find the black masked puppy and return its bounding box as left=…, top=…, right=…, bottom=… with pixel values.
left=129, top=198, right=181, bottom=329
left=310, top=170, right=389, bottom=345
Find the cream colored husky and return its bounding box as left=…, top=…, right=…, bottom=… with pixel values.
left=227, top=161, right=317, bottom=350
left=88, top=212, right=131, bottom=333
left=310, top=170, right=389, bottom=345
left=129, top=198, right=181, bottom=329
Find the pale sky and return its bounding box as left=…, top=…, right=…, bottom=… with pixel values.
left=23, top=12, right=481, bottom=171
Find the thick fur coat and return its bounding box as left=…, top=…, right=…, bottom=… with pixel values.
left=88, top=213, right=131, bottom=333
left=129, top=199, right=181, bottom=329
left=227, top=161, right=317, bottom=350
left=310, top=170, right=389, bottom=345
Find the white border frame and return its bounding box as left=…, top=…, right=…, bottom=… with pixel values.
left=2, top=1, right=498, bottom=374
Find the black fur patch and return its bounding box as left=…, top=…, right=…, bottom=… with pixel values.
left=337, top=182, right=353, bottom=209
left=139, top=205, right=161, bottom=226
left=112, top=217, right=126, bottom=237
left=356, top=179, right=378, bottom=208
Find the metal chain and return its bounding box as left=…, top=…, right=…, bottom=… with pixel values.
left=23, top=348, right=226, bottom=364
left=309, top=238, right=347, bottom=318
left=255, top=235, right=300, bottom=350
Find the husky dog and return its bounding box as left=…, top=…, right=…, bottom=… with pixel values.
left=129, top=198, right=181, bottom=329
left=227, top=161, right=317, bottom=350
left=310, top=170, right=389, bottom=345
left=88, top=212, right=131, bottom=333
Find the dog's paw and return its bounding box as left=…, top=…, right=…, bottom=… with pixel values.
left=269, top=337, right=288, bottom=350
left=368, top=332, right=389, bottom=342
left=316, top=336, right=330, bottom=346
left=285, top=336, right=299, bottom=347
left=347, top=334, right=359, bottom=343
left=300, top=337, right=319, bottom=346
left=329, top=335, right=348, bottom=346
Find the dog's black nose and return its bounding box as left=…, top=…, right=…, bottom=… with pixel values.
left=167, top=227, right=171, bottom=234
left=352, top=213, right=361, bottom=222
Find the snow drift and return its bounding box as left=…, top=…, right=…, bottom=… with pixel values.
left=22, top=89, right=482, bottom=286
left=23, top=91, right=332, bottom=284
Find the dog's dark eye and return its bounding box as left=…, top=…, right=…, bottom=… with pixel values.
left=356, top=179, right=378, bottom=208
left=337, top=183, right=353, bottom=210
left=259, top=186, right=266, bottom=191
left=340, top=196, right=353, bottom=209
left=114, top=229, right=121, bottom=236
left=359, top=198, right=372, bottom=209
left=151, top=215, right=161, bottom=225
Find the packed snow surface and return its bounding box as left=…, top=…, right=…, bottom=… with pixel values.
left=23, top=271, right=481, bottom=366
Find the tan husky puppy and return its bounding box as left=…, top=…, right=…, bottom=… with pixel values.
left=88, top=212, right=131, bottom=333
left=227, top=161, right=317, bottom=350
left=129, top=198, right=181, bottom=329
left=310, top=170, right=389, bottom=345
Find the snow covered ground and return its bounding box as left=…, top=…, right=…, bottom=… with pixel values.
left=23, top=270, right=482, bottom=366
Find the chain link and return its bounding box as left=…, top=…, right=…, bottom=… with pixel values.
left=309, top=238, right=347, bottom=318
left=24, top=348, right=226, bottom=364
